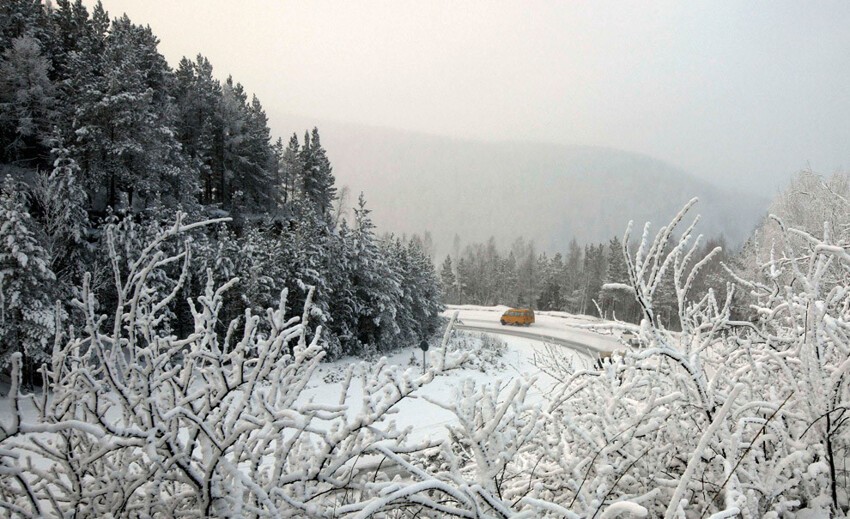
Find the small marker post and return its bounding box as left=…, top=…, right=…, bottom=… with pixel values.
left=419, top=340, right=430, bottom=374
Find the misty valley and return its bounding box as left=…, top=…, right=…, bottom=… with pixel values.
left=1, top=2, right=849, bottom=518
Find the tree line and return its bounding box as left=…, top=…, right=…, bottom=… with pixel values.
left=0, top=0, right=442, bottom=379
left=440, top=232, right=733, bottom=327
left=5, top=173, right=850, bottom=516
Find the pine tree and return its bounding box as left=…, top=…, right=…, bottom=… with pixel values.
left=299, top=128, right=337, bottom=221
left=51, top=0, right=93, bottom=74
left=0, top=35, right=56, bottom=164
left=174, top=54, right=222, bottom=205
left=0, top=176, right=58, bottom=375
left=279, top=133, right=301, bottom=207
left=439, top=255, right=456, bottom=304
left=0, top=0, right=54, bottom=54
left=73, top=14, right=194, bottom=212
left=239, top=94, right=277, bottom=211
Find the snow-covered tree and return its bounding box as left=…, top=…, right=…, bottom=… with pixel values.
left=0, top=176, right=58, bottom=375
left=0, top=214, right=472, bottom=517
left=537, top=252, right=565, bottom=310
left=348, top=194, right=399, bottom=354
left=0, top=35, right=56, bottom=163
left=216, top=82, right=277, bottom=214
left=440, top=254, right=457, bottom=304
left=31, top=139, right=90, bottom=285
left=598, top=235, right=630, bottom=318
left=174, top=54, right=222, bottom=205
left=73, top=14, right=195, bottom=212
left=299, top=127, right=337, bottom=221
left=278, top=132, right=302, bottom=207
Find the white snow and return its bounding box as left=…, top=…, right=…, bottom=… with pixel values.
left=299, top=324, right=581, bottom=443
left=287, top=305, right=619, bottom=445
left=1, top=312, right=590, bottom=456
left=447, top=304, right=624, bottom=355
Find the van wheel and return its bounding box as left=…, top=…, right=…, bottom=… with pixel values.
left=500, top=320, right=506, bottom=326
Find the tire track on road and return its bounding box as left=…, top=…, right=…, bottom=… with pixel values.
left=454, top=323, right=601, bottom=364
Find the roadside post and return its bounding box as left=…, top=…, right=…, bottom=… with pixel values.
left=419, top=339, right=429, bottom=374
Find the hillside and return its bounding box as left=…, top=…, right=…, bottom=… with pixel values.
left=272, top=115, right=769, bottom=254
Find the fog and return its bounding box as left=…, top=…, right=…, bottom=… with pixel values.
left=87, top=0, right=850, bottom=196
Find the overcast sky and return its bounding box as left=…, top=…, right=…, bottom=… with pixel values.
left=85, top=0, right=850, bottom=195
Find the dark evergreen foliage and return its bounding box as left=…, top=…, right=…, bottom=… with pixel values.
left=0, top=1, right=443, bottom=374
left=444, top=232, right=729, bottom=327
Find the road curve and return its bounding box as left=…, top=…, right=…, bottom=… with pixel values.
left=454, top=323, right=600, bottom=362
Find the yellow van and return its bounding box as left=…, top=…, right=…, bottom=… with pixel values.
left=500, top=308, right=535, bottom=326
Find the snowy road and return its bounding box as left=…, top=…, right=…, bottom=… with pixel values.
left=349, top=307, right=626, bottom=480
left=456, top=322, right=598, bottom=363
left=446, top=305, right=623, bottom=364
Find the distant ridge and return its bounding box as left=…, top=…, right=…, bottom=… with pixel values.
left=271, top=114, right=769, bottom=255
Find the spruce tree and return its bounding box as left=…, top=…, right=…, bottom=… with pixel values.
left=349, top=194, right=398, bottom=354
left=299, top=128, right=337, bottom=221
left=439, top=255, right=456, bottom=304
left=0, top=176, right=58, bottom=374
left=0, top=35, right=56, bottom=164
left=404, top=237, right=442, bottom=340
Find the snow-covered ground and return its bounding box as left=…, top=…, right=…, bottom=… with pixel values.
left=446, top=304, right=625, bottom=355
left=0, top=322, right=581, bottom=446
left=0, top=306, right=615, bottom=494
left=298, top=330, right=572, bottom=443
left=291, top=305, right=624, bottom=444
left=2, top=307, right=619, bottom=448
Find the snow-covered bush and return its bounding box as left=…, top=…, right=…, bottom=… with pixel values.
left=518, top=199, right=850, bottom=517
left=0, top=214, right=465, bottom=517
left=448, top=331, right=508, bottom=372
left=4, top=197, right=850, bottom=517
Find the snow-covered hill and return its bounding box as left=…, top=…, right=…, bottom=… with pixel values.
left=271, top=116, right=769, bottom=255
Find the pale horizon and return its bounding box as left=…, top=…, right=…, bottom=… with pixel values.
left=83, top=1, right=850, bottom=197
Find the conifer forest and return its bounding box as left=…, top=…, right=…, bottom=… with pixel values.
left=2, top=2, right=850, bottom=518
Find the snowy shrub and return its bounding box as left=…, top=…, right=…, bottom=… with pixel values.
left=513, top=199, right=850, bottom=517
left=3, top=198, right=850, bottom=517
left=449, top=331, right=508, bottom=372
left=0, top=214, right=470, bottom=517
left=321, top=365, right=348, bottom=384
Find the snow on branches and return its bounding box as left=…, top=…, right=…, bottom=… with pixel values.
left=0, top=214, right=468, bottom=517
left=536, top=199, right=850, bottom=517
left=3, top=198, right=850, bottom=517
